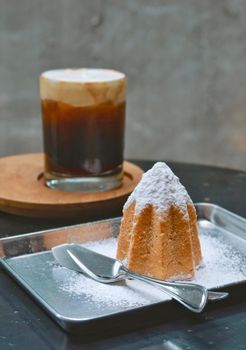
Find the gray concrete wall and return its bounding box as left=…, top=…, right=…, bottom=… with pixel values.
left=0, top=0, right=246, bottom=170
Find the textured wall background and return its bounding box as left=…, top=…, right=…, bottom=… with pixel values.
left=0, top=0, right=246, bottom=170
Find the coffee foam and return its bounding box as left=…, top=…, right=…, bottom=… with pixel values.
left=40, top=69, right=126, bottom=107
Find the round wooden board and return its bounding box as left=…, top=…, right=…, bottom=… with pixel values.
left=0, top=153, right=143, bottom=219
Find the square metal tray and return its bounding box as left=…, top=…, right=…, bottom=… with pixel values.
left=0, top=203, right=246, bottom=333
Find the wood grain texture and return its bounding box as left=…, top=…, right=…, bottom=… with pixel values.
left=0, top=153, right=143, bottom=219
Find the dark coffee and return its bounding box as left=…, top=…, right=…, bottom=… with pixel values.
left=40, top=68, right=126, bottom=191
left=42, top=100, right=125, bottom=177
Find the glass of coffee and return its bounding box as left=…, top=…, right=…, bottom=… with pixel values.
left=40, top=69, right=126, bottom=192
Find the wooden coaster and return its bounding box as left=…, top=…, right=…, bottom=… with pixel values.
left=0, top=153, right=143, bottom=219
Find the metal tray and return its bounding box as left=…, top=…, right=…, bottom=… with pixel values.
left=0, top=203, right=246, bottom=333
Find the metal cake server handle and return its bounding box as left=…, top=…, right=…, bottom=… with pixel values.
left=62, top=252, right=227, bottom=301
left=63, top=247, right=228, bottom=313
left=119, top=267, right=228, bottom=304
left=207, top=290, right=228, bottom=300
left=66, top=249, right=227, bottom=302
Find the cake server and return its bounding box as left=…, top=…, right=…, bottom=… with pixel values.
left=52, top=243, right=228, bottom=313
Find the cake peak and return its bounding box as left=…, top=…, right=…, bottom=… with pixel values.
left=124, top=162, right=192, bottom=214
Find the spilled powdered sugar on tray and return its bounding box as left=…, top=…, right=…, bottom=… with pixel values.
left=53, top=230, right=246, bottom=307
left=195, top=231, right=246, bottom=287
left=53, top=237, right=165, bottom=307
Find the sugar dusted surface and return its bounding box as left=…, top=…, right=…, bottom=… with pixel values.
left=42, top=68, right=125, bottom=83
left=54, top=238, right=165, bottom=307
left=56, top=232, right=246, bottom=307
left=195, top=230, right=246, bottom=287
left=124, top=162, right=192, bottom=214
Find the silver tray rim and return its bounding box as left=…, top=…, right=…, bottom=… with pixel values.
left=0, top=202, right=245, bottom=245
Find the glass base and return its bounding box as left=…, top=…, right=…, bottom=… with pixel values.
left=44, top=171, right=123, bottom=192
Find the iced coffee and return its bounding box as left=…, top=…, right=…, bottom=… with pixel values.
left=40, top=69, right=126, bottom=192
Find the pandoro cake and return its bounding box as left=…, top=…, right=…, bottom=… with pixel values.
left=116, top=162, right=202, bottom=281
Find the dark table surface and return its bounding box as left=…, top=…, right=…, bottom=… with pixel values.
left=0, top=160, right=246, bottom=350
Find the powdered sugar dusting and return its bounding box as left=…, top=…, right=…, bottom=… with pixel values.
left=195, top=231, right=246, bottom=287
left=55, top=231, right=246, bottom=307
left=124, top=162, right=192, bottom=214
left=54, top=268, right=165, bottom=307
left=53, top=237, right=165, bottom=307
